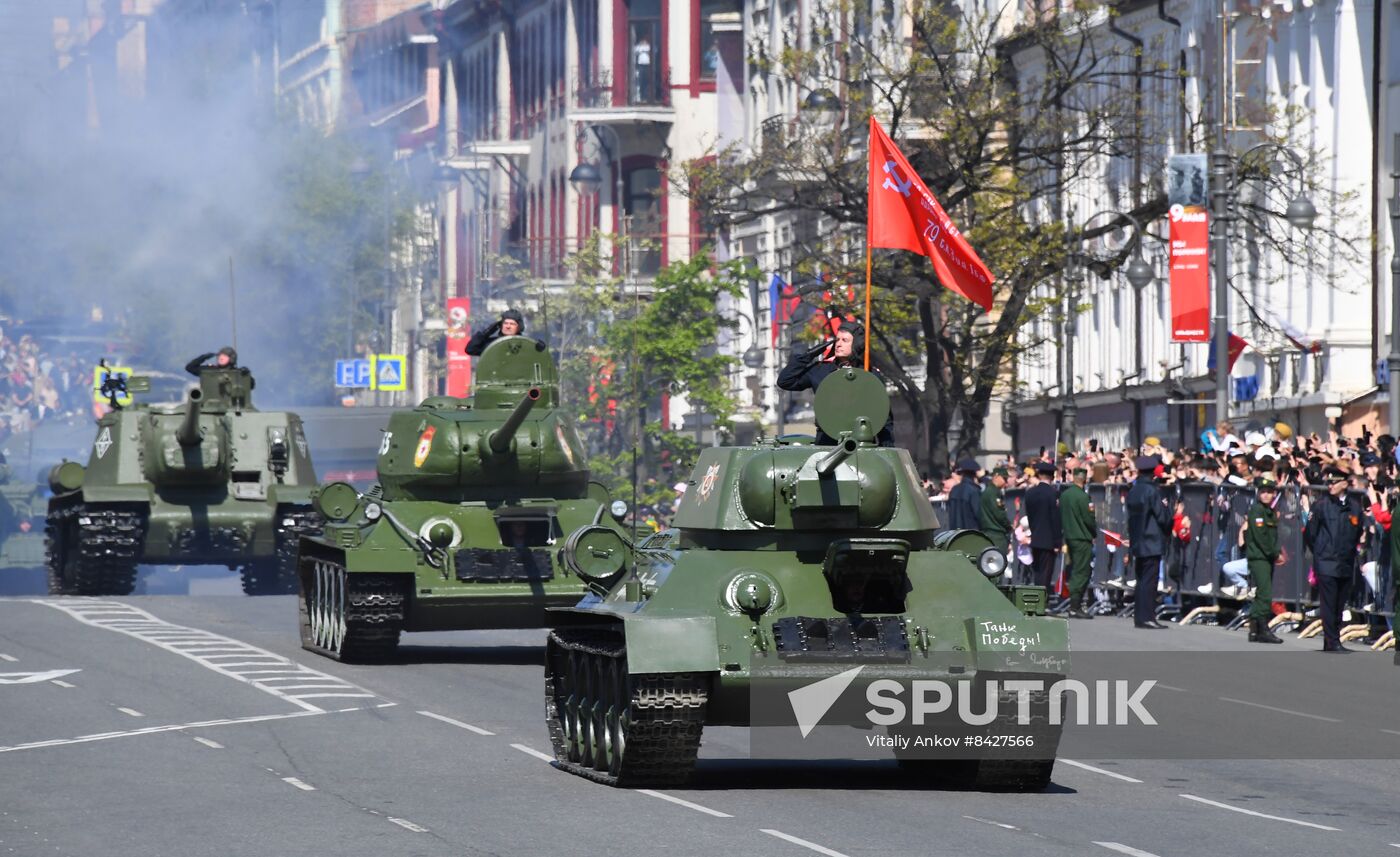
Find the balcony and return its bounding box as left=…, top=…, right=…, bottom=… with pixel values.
left=568, top=65, right=675, bottom=125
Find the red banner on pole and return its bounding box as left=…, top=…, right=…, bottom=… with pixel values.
left=1169, top=203, right=1210, bottom=342
left=445, top=297, right=472, bottom=397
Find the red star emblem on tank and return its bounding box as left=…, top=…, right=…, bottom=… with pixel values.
left=699, top=463, right=721, bottom=501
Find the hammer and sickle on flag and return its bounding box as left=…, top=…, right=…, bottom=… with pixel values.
left=867, top=118, right=995, bottom=311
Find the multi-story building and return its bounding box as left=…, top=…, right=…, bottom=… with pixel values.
left=1009, top=0, right=1395, bottom=450
left=434, top=0, right=735, bottom=424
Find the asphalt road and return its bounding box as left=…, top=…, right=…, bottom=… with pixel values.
left=1, top=593, right=1397, bottom=857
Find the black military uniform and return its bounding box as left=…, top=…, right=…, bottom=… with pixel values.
left=185, top=346, right=239, bottom=376
left=979, top=468, right=1012, bottom=555
left=466, top=309, right=525, bottom=356
left=1126, top=456, right=1172, bottom=629
left=1305, top=468, right=1364, bottom=652
left=1060, top=468, right=1097, bottom=618
left=776, top=327, right=894, bottom=445
left=946, top=459, right=982, bottom=531
left=1024, top=461, right=1061, bottom=590
left=1244, top=476, right=1283, bottom=643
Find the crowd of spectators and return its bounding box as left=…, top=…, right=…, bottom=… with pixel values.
left=0, top=321, right=98, bottom=445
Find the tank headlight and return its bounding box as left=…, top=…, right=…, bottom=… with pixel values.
left=609, top=500, right=628, bottom=520
left=363, top=502, right=382, bottom=521
left=977, top=547, right=1007, bottom=579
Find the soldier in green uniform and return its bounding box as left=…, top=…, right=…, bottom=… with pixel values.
left=1245, top=476, right=1284, bottom=643
left=1060, top=466, right=1098, bottom=619
left=978, top=466, right=1012, bottom=558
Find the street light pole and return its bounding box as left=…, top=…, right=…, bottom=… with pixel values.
left=1211, top=149, right=1234, bottom=428
left=1388, top=133, right=1400, bottom=434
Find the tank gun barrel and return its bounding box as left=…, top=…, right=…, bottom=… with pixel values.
left=487, top=388, right=541, bottom=453
left=176, top=389, right=205, bottom=447
left=814, top=437, right=858, bottom=475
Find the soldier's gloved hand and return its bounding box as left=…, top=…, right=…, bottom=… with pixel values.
left=487, top=320, right=503, bottom=335
left=194, top=352, right=216, bottom=364
left=802, top=339, right=836, bottom=363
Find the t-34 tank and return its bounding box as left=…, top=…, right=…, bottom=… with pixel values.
left=546, top=368, right=1070, bottom=790
left=296, top=335, right=626, bottom=662
left=45, top=363, right=320, bottom=596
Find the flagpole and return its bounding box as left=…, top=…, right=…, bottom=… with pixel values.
left=856, top=240, right=868, bottom=366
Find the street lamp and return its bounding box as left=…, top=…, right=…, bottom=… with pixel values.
left=1061, top=210, right=1158, bottom=448
left=1211, top=142, right=1316, bottom=428
left=803, top=88, right=840, bottom=112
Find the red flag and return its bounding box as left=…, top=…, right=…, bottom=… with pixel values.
left=867, top=118, right=995, bottom=311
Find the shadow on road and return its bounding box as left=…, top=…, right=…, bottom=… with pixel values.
left=676, top=759, right=1077, bottom=794
left=391, top=644, right=545, bottom=666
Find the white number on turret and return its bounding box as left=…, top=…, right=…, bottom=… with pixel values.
left=378, top=431, right=393, bottom=456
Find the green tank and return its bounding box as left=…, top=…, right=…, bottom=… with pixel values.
left=545, top=368, right=1070, bottom=790
left=45, top=363, right=320, bottom=596
left=296, top=335, right=626, bottom=662
left=0, top=420, right=99, bottom=595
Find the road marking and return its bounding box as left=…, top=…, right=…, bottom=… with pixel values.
left=1381, top=729, right=1400, bottom=737
left=1093, top=843, right=1162, bottom=857
left=192, top=737, right=223, bottom=749
left=387, top=817, right=428, bottom=833
left=282, top=777, right=316, bottom=791
left=0, top=669, right=81, bottom=685
left=117, top=707, right=143, bottom=718
left=1060, top=759, right=1143, bottom=783
left=51, top=680, right=75, bottom=688
left=760, top=829, right=851, bottom=857
left=510, top=743, right=555, bottom=762
left=417, top=710, right=495, bottom=736
left=1179, top=794, right=1341, bottom=831
left=1217, top=697, right=1342, bottom=723
left=636, top=789, right=733, bottom=818
left=0, top=708, right=332, bottom=753
left=0, top=653, right=17, bottom=662
left=963, top=815, right=1018, bottom=830
left=33, top=600, right=385, bottom=713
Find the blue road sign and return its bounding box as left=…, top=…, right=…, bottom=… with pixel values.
left=371, top=354, right=407, bottom=391
left=335, top=359, right=372, bottom=388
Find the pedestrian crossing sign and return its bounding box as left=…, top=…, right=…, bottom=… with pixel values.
left=370, top=354, right=407, bottom=391
left=91, top=365, right=134, bottom=407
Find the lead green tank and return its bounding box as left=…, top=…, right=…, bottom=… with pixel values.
left=296, top=335, right=626, bottom=662
left=45, top=363, right=320, bottom=596
left=545, top=368, right=1070, bottom=791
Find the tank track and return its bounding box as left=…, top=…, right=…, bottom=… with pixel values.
left=545, top=627, right=708, bottom=787
left=44, top=504, right=147, bottom=597
left=241, top=506, right=322, bottom=596
left=298, top=556, right=405, bottom=662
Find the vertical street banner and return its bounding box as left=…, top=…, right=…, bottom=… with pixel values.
left=445, top=297, right=472, bottom=397
left=1168, top=204, right=1210, bottom=342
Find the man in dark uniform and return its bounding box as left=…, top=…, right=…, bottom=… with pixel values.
left=1024, top=460, right=1061, bottom=590
left=1305, top=467, right=1364, bottom=652
left=946, top=458, right=982, bottom=530
left=776, top=324, right=894, bottom=445
left=1061, top=466, right=1098, bottom=619
left=1126, top=455, right=1172, bottom=629
left=1244, top=475, right=1284, bottom=644
left=185, top=346, right=239, bottom=375
left=465, top=309, right=525, bottom=356
left=979, top=466, right=1012, bottom=557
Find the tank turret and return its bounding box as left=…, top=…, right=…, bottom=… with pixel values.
left=176, top=389, right=204, bottom=446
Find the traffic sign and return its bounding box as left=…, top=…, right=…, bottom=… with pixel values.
left=91, top=365, right=134, bottom=406
left=335, top=359, right=371, bottom=388
left=370, top=354, right=407, bottom=391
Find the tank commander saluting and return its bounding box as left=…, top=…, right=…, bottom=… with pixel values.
left=185, top=346, right=240, bottom=376
left=466, top=309, right=526, bottom=356
left=777, top=323, right=894, bottom=445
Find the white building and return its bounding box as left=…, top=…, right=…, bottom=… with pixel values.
left=1009, top=0, right=1394, bottom=450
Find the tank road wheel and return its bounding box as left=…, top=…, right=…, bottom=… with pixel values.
left=44, top=504, right=146, bottom=597
left=546, top=628, right=708, bottom=787
left=239, top=561, right=283, bottom=596
left=298, top=555, right=402, bottom=663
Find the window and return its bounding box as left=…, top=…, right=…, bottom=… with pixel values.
left=697, top=0, right=740, bottom=82
left=627, top=0, right=663, bottom=105
left=626, top=166, right=663, bottom=276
